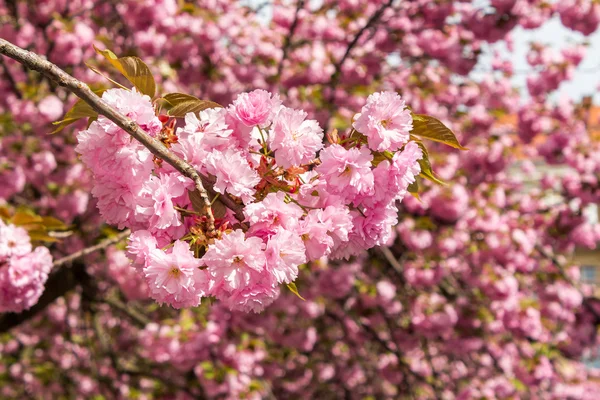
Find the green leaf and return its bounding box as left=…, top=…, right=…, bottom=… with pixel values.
left=163, top=93, right=201, bottom=105
left=411, top=114, right=467, bottom=150
left=86, top=116, right=98, bottom=128
left=162, top=93, right=222, bottom=117
left=286, top=282, right=306, bottom=301
left=27, top=232, right=59, bottom=243
left=168, top=100, right=223, bottom=117
left=414, top=141, right=445, bottom=185
left=415, top=216, right=436, bottom=231
left=407, top=179, right=421, bottom=201
left=51, top=99, right=99, bottom=134
left=0, top=206, right=10, bottom=220
left=188, top=189, right=229, bottom=219
left=371, top=150, right=393, bottom=167
left=41, top=216, right=69, bottom=231
left=94, top=46, right=156, bottom=98
left=86, top=63, right=129, bottom=90
left=510, top=378, right=527, bottom=393
left=188, top=189, right=207, bottom=214
left=211, top=198, right=228, bottom=219
left=11, top=211, right=43, bottom=227
left=9, top=211, right=68, bottom=242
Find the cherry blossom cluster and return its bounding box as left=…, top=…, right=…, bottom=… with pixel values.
left=3, top=0, right=600, bottom=398
left=0, top=220, right=52, bottom=313
left=557, top=0, right=600, bottom=35
left=76, top=89, right=422, bottom=312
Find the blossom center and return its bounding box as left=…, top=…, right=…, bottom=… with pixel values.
left=339, top=165, right=352, bottom=177
left=169, top=266, right=181, bottom=278
left=233, top=256, right=244, bottom=265
left=291, top=130, right=303, bottom=141
left=381, top=119, right=391, bottom=129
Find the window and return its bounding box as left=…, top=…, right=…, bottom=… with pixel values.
left=581, top=265, right=598, bottom=285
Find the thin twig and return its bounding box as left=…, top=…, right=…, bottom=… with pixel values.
left=201, top=174, right=246, bottom=224
left=275, top=0, right=305, bottom=80
left=0, top=39, right=219, bottom=230
left=0, top=57, right=22, bottom=99
left=100, top=295, right=150, bottom=327
left=420, top=338, right=445, bottom=397
left=373, top=246, right=416, bottom=296
left=378, top=246, right=404, bottom=276
left=535, top=244, right=577, bottom=287
left=4, top=0, right=20, bottom=28
left=0, top=263, right=84, bottom=333
left=121, top=368, right=202, bottom=398
left=327, top=305, right=430, bottom=393
left=52, top=229, right=131, bottom=268
left=84, top=309, right=120, bottom=399
left=535, top=244, right=600, bottom=322
left=326, top=0, right=395, bottom=96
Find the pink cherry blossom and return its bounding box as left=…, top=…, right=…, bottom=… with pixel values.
left=202, top=229, right=268, bottom=293
left=298, top=209, right=335, bottom=261
left=353, top=91, right=412, bottom=152
left=370, top=140, right=422, bottom=205
left=76, top=89, right=159, bottom=229
left=137, top=173, right=190, bottom=231
left=230, top=89, right=282, bottom=127
left=204, top=149, right=261, bottom=204
left=223, top=283, right=280, bottom=314
left=127, top=230, right=160, bottom=271
left=0, top=242, right=52, bottom=313
left=315, top=144, right=375, bottom=203
left=143, top=240, right=207, bottom=308
left=269, top=106, right=324, bottom=168
left=244, top=192, right=305, bottom=239
left=0, top=220, right=32, bottom=260
left=179, top=108, right=234, bottom=153
left=3, top=3, right=600, bottom=396
left=265, top=229, right=306, bottom=284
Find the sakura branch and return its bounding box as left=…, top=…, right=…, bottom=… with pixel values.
left=0, top=56, right=21, bottom=99
left=0, top=219, right=53, bottom=313
left=327, top=0, right=395, bottom=94
left=275, top=0, right=305, bottom=80
left=0, top=38, right=217, bottom=233
left=2, top=25, right=467, bottom=317
left=535, top=244, right=600, bottom=321
left=0, top=262, right=85, bottom=333
left=52, top=229, right=131, bottom=268
left=94, top=293, right=150, bottom=328
left=4, top=32, right=454, bottom=314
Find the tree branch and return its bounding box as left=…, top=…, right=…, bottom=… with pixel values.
left=0, top=262, right=87, bottom=333
left=99, top=294, right=150, bottom=328
left=326, top=0, right=395, bottom=101
left=377, top=246, right=404, bottom=277
left=275, top=0, right=305, bottom=80
left=0, top=38, right=220, bottom=230
left=535, top=244, right=577, bottom=287
left=52, top=229, right=131, bottom=268
left=0, top=250, right=149, bottom=333
left=535, top=244, right=600, bottom=323
left=0, top=57, right=22, bottom=99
